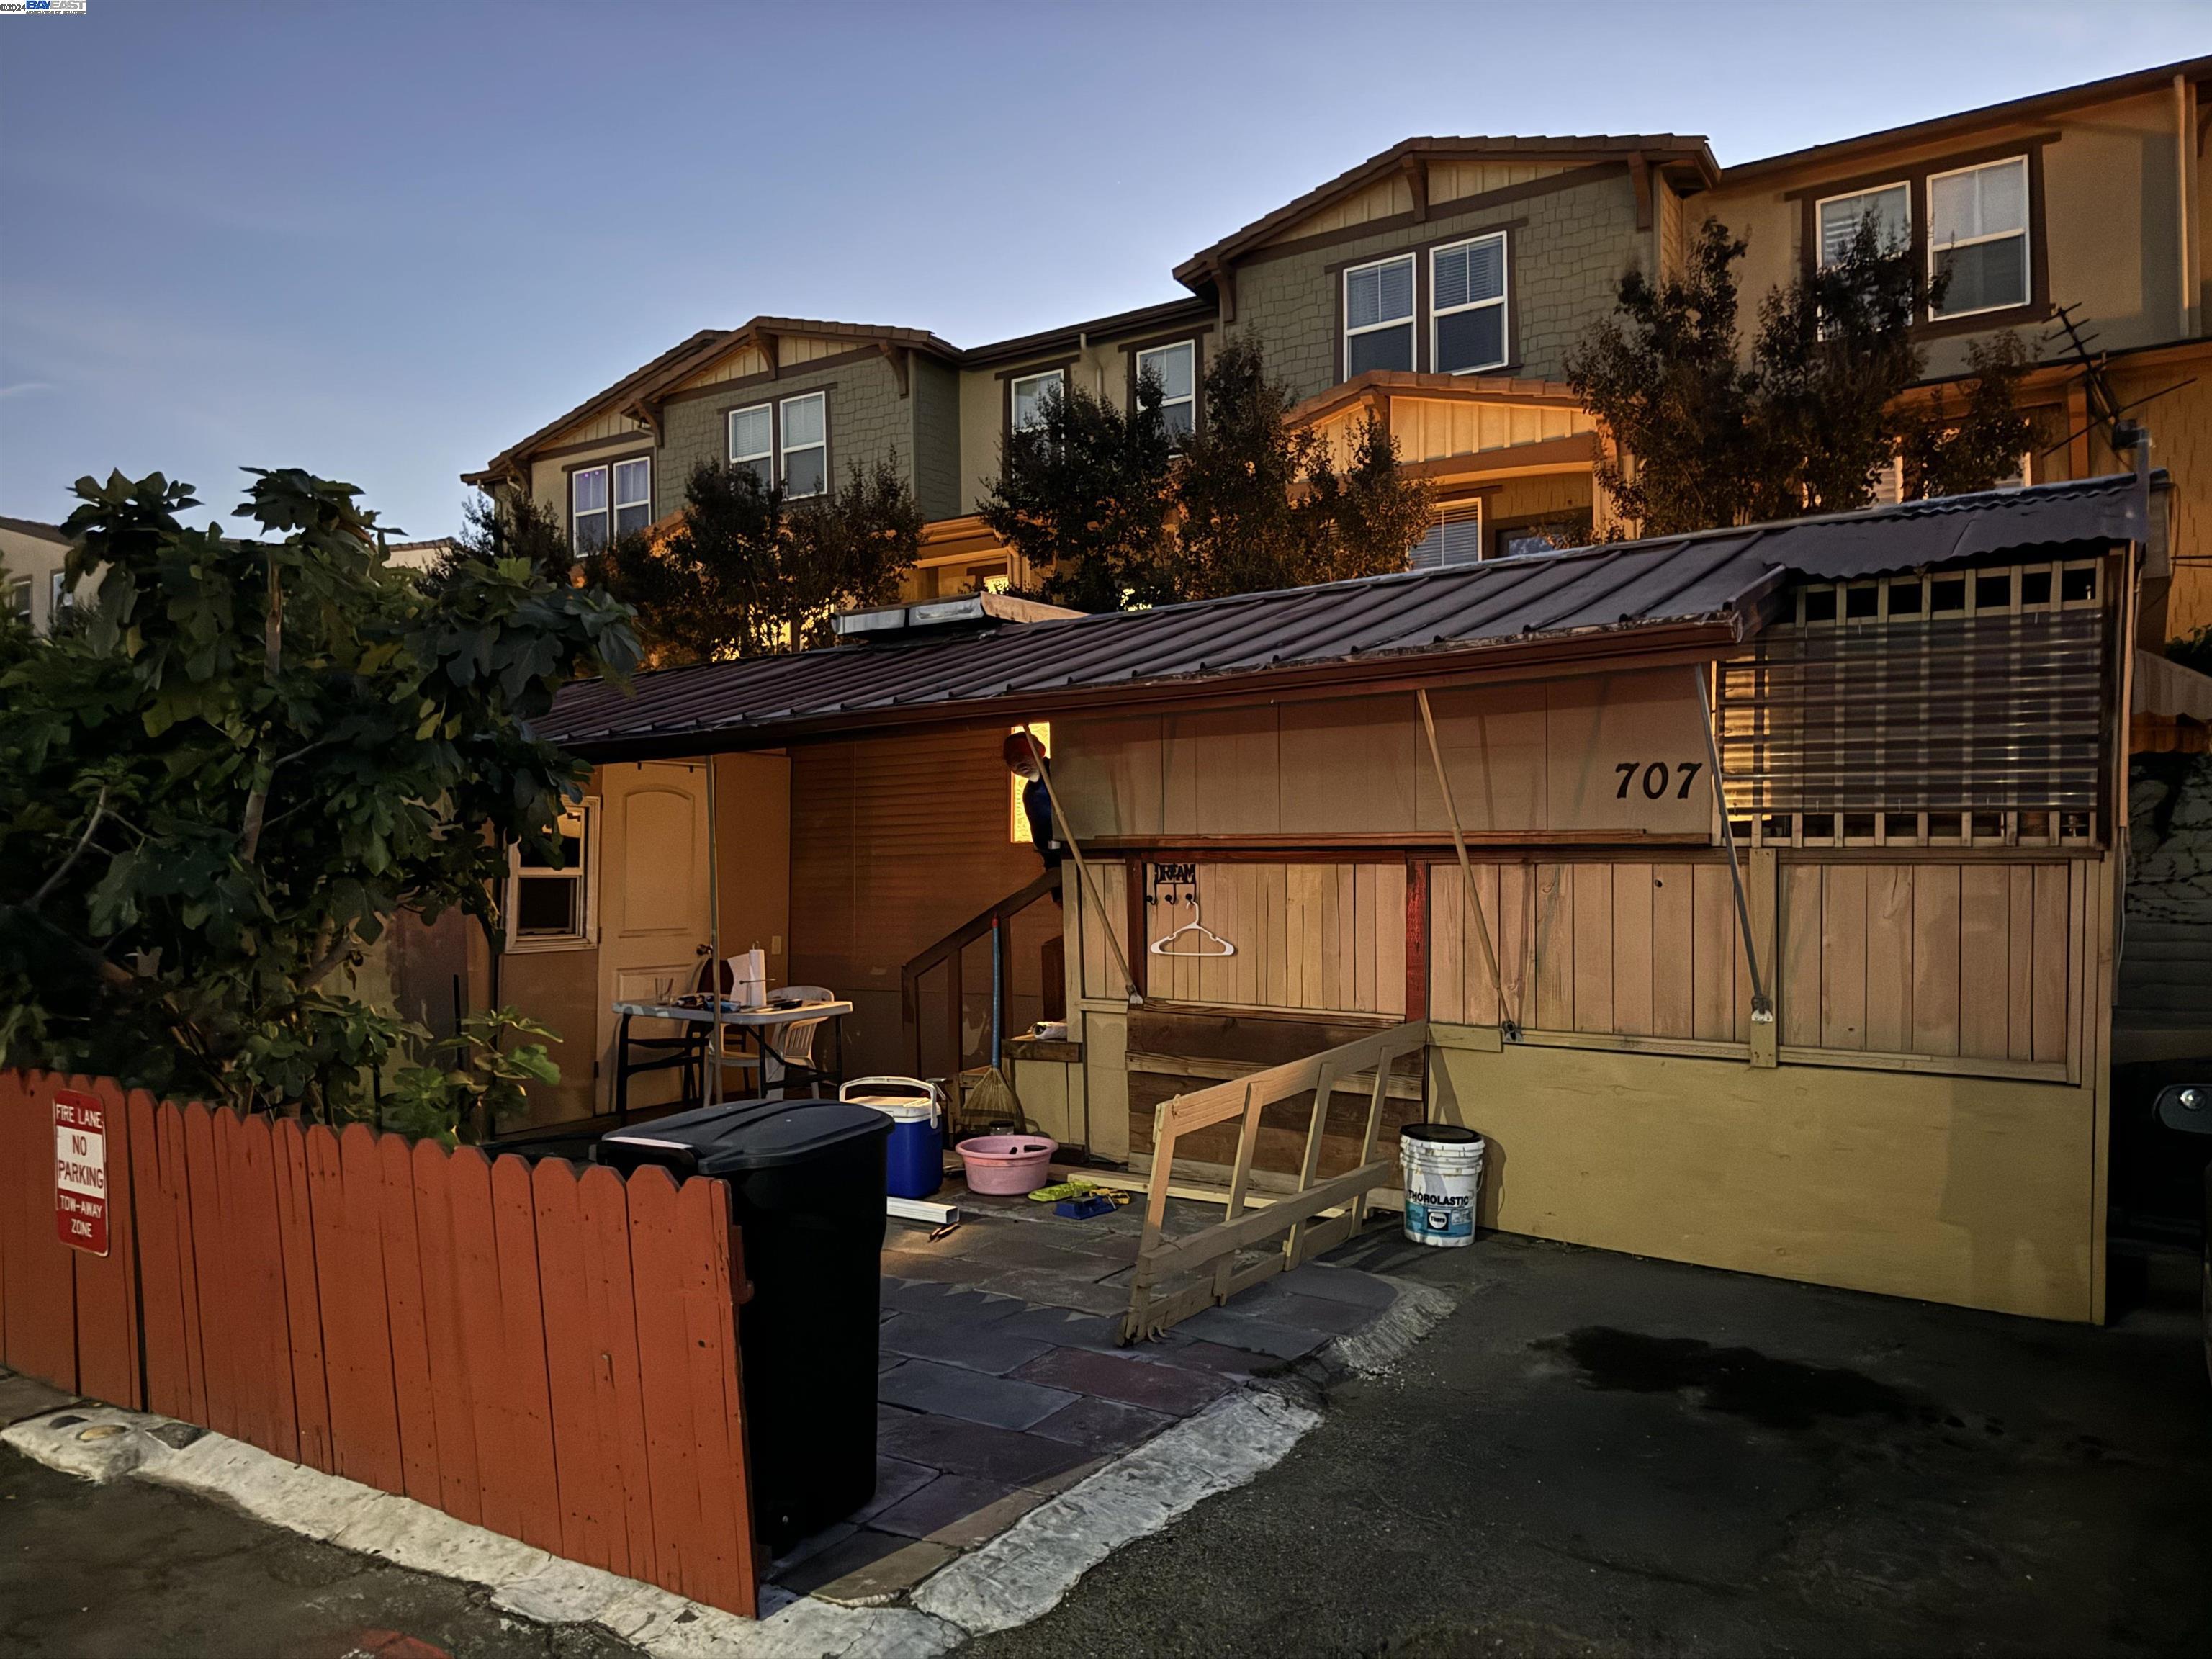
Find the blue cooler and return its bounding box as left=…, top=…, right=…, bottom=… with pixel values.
left=839, top=1077, right=944, bottom=1199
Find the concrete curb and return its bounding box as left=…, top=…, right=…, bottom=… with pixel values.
left=909, top=1388, right=1321, bottom=1637
left=0, top=1275, right=1444, bottom=1653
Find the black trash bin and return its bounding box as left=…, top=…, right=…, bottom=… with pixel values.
left=599, top=1098, right=891, bottom=1551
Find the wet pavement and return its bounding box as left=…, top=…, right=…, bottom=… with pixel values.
left=965, top=1229, right=2212, bottom=1658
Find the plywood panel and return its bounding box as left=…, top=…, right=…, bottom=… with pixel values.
left=1163, top=706, right=1280, bottom=836
left=1571, top=863, right=1614, bottom=1034
left=1417, top=683, right=1547, bottom=834
left=1532, top=864, right=1574, bottom=1030
left=1864, top=866, right=1915, bottom=1053
left=1910, top=864, right=1962, bottom=1058
left=1280, top=698, right=1419, bottom=832
left=1613, top=863, right=1656, bottom=1037
left=1818, top=864, right=1868, bottom=1050
left=2031, top=864, right=2071, bottom=1065
left=2008, top=866, right=2037, bottom=1064
left=1958, top=867, right=2011, bottom=1060
left=1779, top=863, right=1824, bottom=1048
left=1081, top=859, right=1129, bottom=1001
left=1690, top=863, right=1737, bottom=1042
left=1375, top=865, right=1406, bottom=1017
left=1545, top=673, right=1712, bottom=838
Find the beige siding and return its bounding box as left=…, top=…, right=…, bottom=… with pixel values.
left=1312, top=396, right=1593, bottom=469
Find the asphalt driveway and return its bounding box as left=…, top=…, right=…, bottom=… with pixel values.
left=964, top=1230, right=2212, bottom=1658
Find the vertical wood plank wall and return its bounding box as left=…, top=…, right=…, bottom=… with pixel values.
left=1126, top=863, right=1407, bottom=1017
left=1430, top=856, right=2078, bottom=1071
left=0, top=1072, right=758, bottom=1619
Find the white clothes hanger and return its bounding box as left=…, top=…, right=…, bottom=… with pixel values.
left=1148, top=890, right=1237, bottom=957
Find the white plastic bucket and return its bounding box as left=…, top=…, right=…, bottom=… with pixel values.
left=1398, top=1123, right=1484, bottom=1247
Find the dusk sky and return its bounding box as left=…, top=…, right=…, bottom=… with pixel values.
left=2, top=1, right=2207, bottom=541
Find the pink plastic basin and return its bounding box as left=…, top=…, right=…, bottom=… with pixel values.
left=955, top=1134, right=1058, bottom=1195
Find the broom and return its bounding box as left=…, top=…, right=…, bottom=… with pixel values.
left=957, top=913, right=1026, bottom=1138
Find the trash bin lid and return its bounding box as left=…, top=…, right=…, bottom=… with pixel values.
left=600, top=1097, right=890, bottom=1175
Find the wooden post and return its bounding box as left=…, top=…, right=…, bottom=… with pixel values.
left=1283, top=1061, right=1338, bottom=1264
left=945, top=949, right=964, bottom=1123
left=1749, top=847, right=1779, bottom=1068
left=1212, top=1083, right=1260, bottom=1306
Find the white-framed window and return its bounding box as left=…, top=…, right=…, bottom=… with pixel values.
left=779, top=391, right=827, bottom=498
left=49, top=570, right=70, bottom=620
left=1816, top=181, right=1912, bottom=266
left=1430, top=233, right=1508, bottom=375
left=7, top=578, right=30, bottom=627
left=570, top=465, right=610, bottom=552
left=1010, top=369, right=1064, bottom=433
left=507, top=798, right=598, bottom=950
left=612, top=457, right=652, bottom=538
left=1409, top=500, right=1483, bottom=570
left=728, top=403, right=775, bottom=490
left=1344, top=253, right=1416, bottom=375
left=1928, top=156, right=2030, bottom=318
left=1135, top=341, right=1197, bottom=439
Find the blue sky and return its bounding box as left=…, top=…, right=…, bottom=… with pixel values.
left=2, top=1, right=2207, bottom=540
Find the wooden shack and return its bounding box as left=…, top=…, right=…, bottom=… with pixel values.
left=526, top=474, right=2153, bottom=1323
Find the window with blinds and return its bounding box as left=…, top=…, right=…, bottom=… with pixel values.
left=1344, top=254, right=1415, bottom=375
left=1431, top=233, right=1508, bottom=374
left=1715, top=562, right=2110, bottom=847
left=1410, top=500, right=1484, bottom=570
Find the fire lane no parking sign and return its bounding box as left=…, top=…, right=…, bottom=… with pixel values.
left=53, top=1088, right=108, bottom=1256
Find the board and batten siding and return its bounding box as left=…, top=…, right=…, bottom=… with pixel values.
left=790, top=725, right=1041, bottom=1076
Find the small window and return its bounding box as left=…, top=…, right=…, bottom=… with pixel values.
left=613, top=457, right=652, bottom=538
left=1010, top=370, right=1064, bottom=433
left=1431, top=233, right=1508, bottom=374
left=1409, top=500, right=1483, bottom=570
left=508, top=801, right=595, bottom=949
left=570, top=466, right=609, bottom=552
left=7, top=578, right=29, bottom=626
left=780, top=392, right=827, bottom=498
left=729, top=403, right=775, bottom=490
left=1344, top=253, right=1415, bottom=375
left=1135, top=341, right=1196, bottom=439
left=1928, top=157, right=2029, bottom=318
left=1817, top=182, right=1911, bottom=265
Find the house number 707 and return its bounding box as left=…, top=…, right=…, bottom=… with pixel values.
left=1614, top=760, right=1704, bottom=800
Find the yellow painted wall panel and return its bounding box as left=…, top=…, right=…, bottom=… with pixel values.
left=1430, top=1043, right=2098, bottom=1321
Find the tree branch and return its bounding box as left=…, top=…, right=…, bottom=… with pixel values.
left=29, top=785, right=109, bottom=913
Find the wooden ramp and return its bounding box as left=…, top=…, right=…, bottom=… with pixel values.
left=1121, top=1021, right=1428, bottom=1343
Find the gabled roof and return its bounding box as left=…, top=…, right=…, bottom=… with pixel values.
left=540, top=473, right=2149, bottom=760
left=0, top=515, right=71, bottom=544
left=1721, top=54, right=2212, bottom=184
left=1172, top=135, right=1719, bottom=287
left=465, top=317, right=961, bottom=486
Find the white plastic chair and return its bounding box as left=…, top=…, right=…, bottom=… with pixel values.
left=760, top=984, right=839, bottom=1097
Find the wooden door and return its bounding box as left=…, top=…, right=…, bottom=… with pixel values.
left=597, top=762, right=712, bottom=1111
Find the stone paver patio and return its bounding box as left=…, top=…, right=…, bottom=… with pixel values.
left=768, top=1184, right=1414, bottom=1607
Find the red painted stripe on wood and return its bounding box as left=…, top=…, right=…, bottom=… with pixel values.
left=183, top=1105, right=238, bottom=1438
left=158, top=1103, right=208, bottom=1428
left=446, top=1147, right=521, bottom=1539
left=410, top=1136, right=480, bottom=1524
left=271, top=1117, right=331, bottom=1473
left=377, top=1133, right=440, bottom=1504
left=1, top=1072, right=76, bottom=1390
left=626, top=1165, right=708, bottom=1601
left=490, top=1153, right=563, bottom=1552
left=0, top=1074, right=14, bottom=1367
left=233, top=1113, right=298, bottom=1461
left=311, top=1124, right=405, bottom=1494
left=577, top=1163, right=654, bottom=1583
left=532, top=1157, right=614, bottom=1572
left=213, top=1107, right=280, bottom=1454
left=68, top=1075, right=141, bottom=1406
left=127, top=1092, right=189, bottom=1420
left=675, top=1175, right=756, bottom=1617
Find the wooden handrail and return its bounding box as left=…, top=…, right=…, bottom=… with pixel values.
left=899, top=867, right=1063, bottom=1085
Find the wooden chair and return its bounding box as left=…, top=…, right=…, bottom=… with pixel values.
left=759, top=984, right=839, bottom=1097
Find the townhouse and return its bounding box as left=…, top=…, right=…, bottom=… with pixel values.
left=469, top=57, right=2212, bottom=646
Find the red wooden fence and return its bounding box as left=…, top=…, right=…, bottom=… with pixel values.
left=0, top=1070, right=758, bottom=1617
